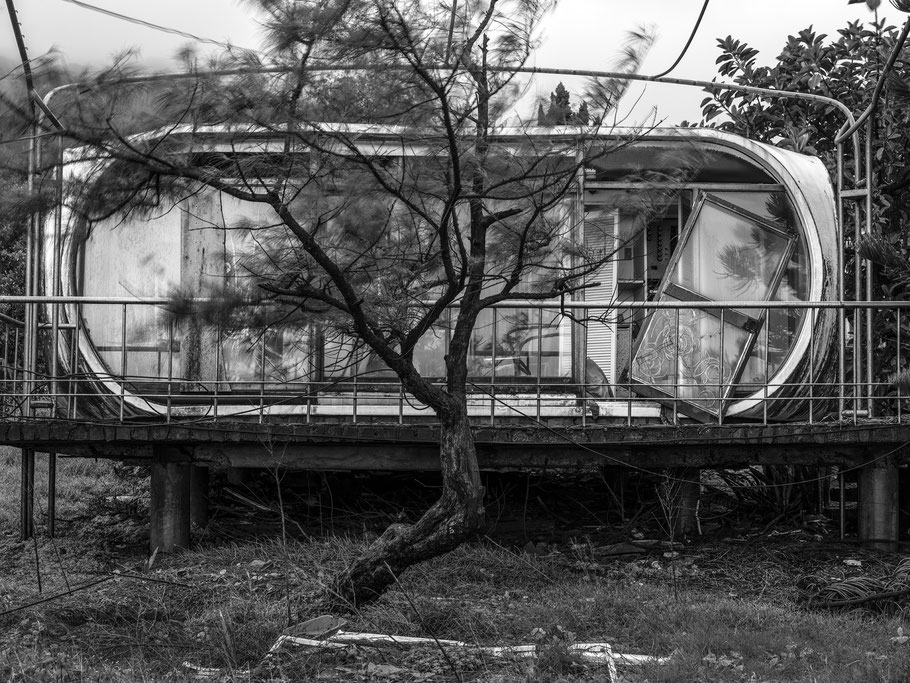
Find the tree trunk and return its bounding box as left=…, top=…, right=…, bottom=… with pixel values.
left=329, top=404, right=484, bottom=609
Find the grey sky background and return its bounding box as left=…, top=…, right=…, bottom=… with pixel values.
left=2, top=0, right=902, bottom=124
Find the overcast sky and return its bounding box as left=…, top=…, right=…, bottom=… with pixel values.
left=2, top=0, right=904, bottom=123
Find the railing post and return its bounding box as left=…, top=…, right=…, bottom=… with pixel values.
left=71, top=310, right=81, bottom=418
left=213, top=323, right=221, bottom=420
left=627, top=306, right=633, bottom=427
left=762, top=308, right=769, bottom=426
left=865, top=118, right=875, bottom=418
left=352, top=365, right=358, bottom=424
left=837, top=141, right=846, bottom=420
left=166, top=319, right=174, bottom=423
left=491, top=313, right=497, bottom=426
left=673, top=309, right=680, bottom=426
left=536, top=308, right=543, bottom=423
left=718, top=308, right=725, bottom=426
left=19, top=448, right=34, bottom=541
left=259, top=331, right=266, bottom=423
left=898, top=308, right=903, bottom=421
left=119, top=303, right=127, bottom=422
left=808, top=307, right=815, bottom=424
left=47, top=452, right=56, bottom=538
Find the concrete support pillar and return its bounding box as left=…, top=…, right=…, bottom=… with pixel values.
left=150, top=458, right=191, bottom=552
left=858, top=462, right=899, bottom=552
left=673, top=467, right=701, bottom=537
left=190, top=465, right=209, bottom=529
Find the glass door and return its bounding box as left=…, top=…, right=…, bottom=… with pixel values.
left=630, top=193, right=796, bottom=420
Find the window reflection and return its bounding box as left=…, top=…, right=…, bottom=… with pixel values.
left=468, top=309, right=569, bottom=380
left=672, top=201, right=790, bottom=302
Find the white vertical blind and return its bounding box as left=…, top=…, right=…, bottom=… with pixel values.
left=584, top=209, right=618, bottom=382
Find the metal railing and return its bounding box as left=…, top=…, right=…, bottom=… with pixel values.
left=0, top=310, right=26, bottom=418
left=1, top=296, right=906, bottom=428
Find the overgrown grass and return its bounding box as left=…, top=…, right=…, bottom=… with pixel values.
left=0, top=445, right=129, bottom=533
left=4, top=533, right=910, bottom=681
left=2, top=452, right=910, bottom=681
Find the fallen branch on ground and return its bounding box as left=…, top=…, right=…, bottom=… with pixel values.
left=269, top=630, right=671, bottom=669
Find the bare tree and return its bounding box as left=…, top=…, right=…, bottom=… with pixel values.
left=11, top=0, right=655, bottom=607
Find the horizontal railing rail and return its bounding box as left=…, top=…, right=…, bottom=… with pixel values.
left=5, top=294, right=910, bottom=309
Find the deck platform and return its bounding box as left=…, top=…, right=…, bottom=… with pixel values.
left=1, top=418, right=907, bottom=470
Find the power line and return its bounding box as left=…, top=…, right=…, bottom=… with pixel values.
left=56, top=0, right=262, bottom=55
left=651, top=0, right=710, bottom=80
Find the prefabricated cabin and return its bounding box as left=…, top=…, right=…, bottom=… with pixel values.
left=45, top=126, right=838, bottom=424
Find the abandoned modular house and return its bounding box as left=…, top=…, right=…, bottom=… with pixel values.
left=46, top=125, right=838, bottom=424
left=10, top=121, right=899, bottom=552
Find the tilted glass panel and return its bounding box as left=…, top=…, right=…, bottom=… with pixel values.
left=671, top=201, right=791, bottom=303
left=631, top=297, right=752, bottom=413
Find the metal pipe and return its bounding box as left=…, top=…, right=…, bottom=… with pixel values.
left=259, top=331, right=266, bottom=423
left=673, top=309, right=680, bottom=425
left=71, top=314, right=80, bottom=418
left=41, top=65, right=858, bottom=131
left=627, top=306, right=633, bottom=427
left=49, top=135, right=63, bottom=416
left=836, top=134, right=847, bottom=420
left=899, top=308, right=903, bottom=420
left=536, top=309, right=543, bottom=422
left=852, top=115, right=863, bottom=421
left=47, top=452, right=56, bottom=538
left=718, top=308, right=725, bottom=426
left=352, top=358, right=358, bottom=425
left=213, top=323, right=221, bottom=420
left=839, top=470, right=846, bottom=541
left=0, top=295, right=904, bottom=309
left=491, top=312, right=497, bottom=426
left=20, top=448, right=34, bottom=541
left=865, top=118, right=874, bottom=417
left=13, top=327, right=20, bottom=409
left=763, top=308, right=769, bottom=426
left=166, top=319, right=173, bottom=423
left=854, top=194, right=862, bottom=422
left=809, top=307, right=816, bottom=424
left=23, top=126, right=36, bottom=419
left=119, top=303, right=127, bottom=422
